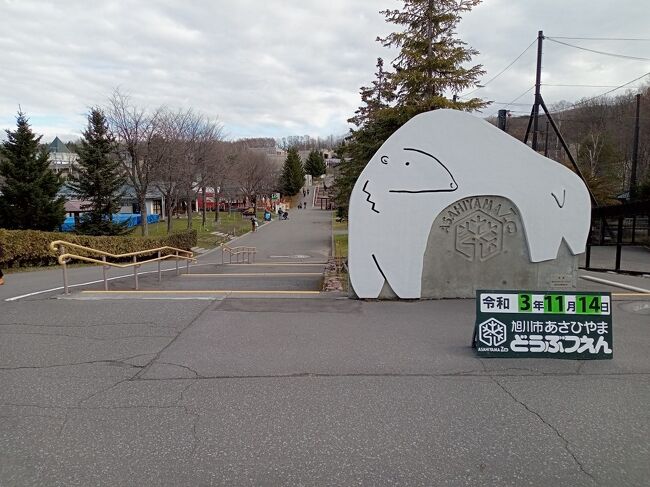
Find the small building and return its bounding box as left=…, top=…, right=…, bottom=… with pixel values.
left=48, top=137, right=78, bottom=178
left=119, top=185, right=164, bottom=218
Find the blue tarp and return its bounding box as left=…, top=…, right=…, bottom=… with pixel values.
left=60, top=213, right=160, bottom=232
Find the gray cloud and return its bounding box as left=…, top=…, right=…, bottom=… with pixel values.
left=1, top=0, right=648, bottom=141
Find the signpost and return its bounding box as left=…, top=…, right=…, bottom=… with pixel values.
left=271, top=192, right=280, bottom=201
left=473, top=290, right=612, bottom=359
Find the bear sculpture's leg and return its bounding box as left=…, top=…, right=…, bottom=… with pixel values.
left=373, top=250, right=423, bottom=299
left=349, top=250, right=385, bottom=299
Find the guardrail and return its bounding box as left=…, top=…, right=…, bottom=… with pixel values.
left=221, top=245, right=256, bottom=264
left=49, top=240, right=196, bottom=294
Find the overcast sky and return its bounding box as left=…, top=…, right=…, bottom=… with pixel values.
left=1, top=0, right=649, bottom=143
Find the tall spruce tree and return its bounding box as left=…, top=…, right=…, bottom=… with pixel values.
left=348, top=58, right=395, bottom=128
left=378, top=0, right=487, bottom=114
left=67, top=108, right=128, bottom=235
left=334, top=0, right=486, bottom=212
left=0, top=111, right=65, bottom=230
left=280, top=147, right=304, bottom=196
left=304, top=150, right=327, bottom=177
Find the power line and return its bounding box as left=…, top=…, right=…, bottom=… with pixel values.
left=547, top=36, right=650, bottom=42
left=546, top=37, right=650, bottom=62
left=486, top=85, right=535, bottom=117
left=459, top=39, right=536, bottom=99
left=549, top=71, right=650, bottom=113
left=491, top=101, right=531, bottom=106
left=542, top=84, right=622, bottom=88
left=504, top=86, right=535, bottom=106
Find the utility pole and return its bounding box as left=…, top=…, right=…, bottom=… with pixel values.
left=544, top=120, right=550, bottom=157
left=630, top=93, right=641, bottom=200
left=531, top=30, right=544, bottom=151
left=497, top=109, right=508, bottom=132
left=522, top=29, right=597, bottom=206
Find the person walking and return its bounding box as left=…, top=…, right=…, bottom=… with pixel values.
left=250, top=216, right=257, bottom=232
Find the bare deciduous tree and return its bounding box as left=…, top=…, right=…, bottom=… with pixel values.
left=106, top=89, right=163, bottom=235
left=232, top=147, right=276, bottom=212
left=152, top=108, right=194, bottom=234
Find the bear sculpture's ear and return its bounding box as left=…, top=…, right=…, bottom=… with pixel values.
left=380, top=155, right=389, bottom=165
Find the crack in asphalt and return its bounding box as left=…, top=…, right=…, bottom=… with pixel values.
left=481, top=363, right=596, bottom=482
left=0, top=321, right=163, bottom=328
left=131, top=371, right=650, bottom=381
left=154, top=362, right=202, bottom=378
left=76, top=378, right=134, bottom=408
left=0, top=413, right=64, bottom=420
left=0, top=358, right=147, bottom=371
left=0, top=330, right=176, bottom=341
left=134, top=302, right=214, bottom=380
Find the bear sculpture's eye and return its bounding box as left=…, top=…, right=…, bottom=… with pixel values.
left=405, top=162, right=410, bottom=166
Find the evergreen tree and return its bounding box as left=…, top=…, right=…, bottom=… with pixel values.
left=304, top=149, right=327, bottom=177
left=334, top=0, right=487, bottom=211
left=0, top=111, right=65, bottom=230
left=378, top=0, right=487, bottom=114
left=348, top=58, right=395, bottom=128
left=67, top=108, right=129, bottom=235
left=279, top=147, right=304, bottom=196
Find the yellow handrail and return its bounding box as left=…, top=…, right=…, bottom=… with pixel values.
left=222, top=245, right=256, bottom=254
left=49, top=240, right=193, bottom=259
left=56, top=253, right=195, bottom=267
left=50, top=240, right=196, bottom=294
left=221, top=245, right=256, bottom=264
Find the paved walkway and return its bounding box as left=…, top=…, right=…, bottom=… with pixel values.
left=93, top=187, right=332, bottom=296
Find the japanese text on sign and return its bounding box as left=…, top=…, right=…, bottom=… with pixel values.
left=479, top=293, right=610, bottom=315
left=474, top=290, right=613, bottom=360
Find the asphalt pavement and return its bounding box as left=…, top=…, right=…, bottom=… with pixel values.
left=1, top=189, right=650, bottom=486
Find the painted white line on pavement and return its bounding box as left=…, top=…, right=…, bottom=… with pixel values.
left=580, top=275, right=650, bottom=294
left=4, top=263, right=217, bottom=302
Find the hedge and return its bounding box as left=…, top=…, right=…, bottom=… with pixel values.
left=0, top=229, right=197, bottom=268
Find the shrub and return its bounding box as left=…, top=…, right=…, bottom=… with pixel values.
left=0, top=229, right=197, bottom=268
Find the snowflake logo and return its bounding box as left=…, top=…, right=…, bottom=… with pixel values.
left=478, top=318, right=507, bottom=347
left=455, top=210, right=503, bottom=262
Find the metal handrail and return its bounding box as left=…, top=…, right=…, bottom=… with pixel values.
left=50, top=240, right=196, bottom=294
left=221, top=245, right=256, bottom=264
left=49, top=240, right=193, bottom=259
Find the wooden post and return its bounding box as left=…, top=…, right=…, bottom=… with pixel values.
left=175, top=251, right=179, bottom=275
left=615, top=216, right=624, bottom=271
left=60, top=245, right=69, bottom=295
left=157, top=251, right=162, bottom=282
left=102, top=255, right=108, bottom=291
left=133, top=255, right=139, bottom=290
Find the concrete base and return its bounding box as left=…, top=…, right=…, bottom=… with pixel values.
left=419, top=195, right=578, bottom=299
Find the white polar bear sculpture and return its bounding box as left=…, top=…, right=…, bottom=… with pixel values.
left=349, top=109, right=591, bottom=299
